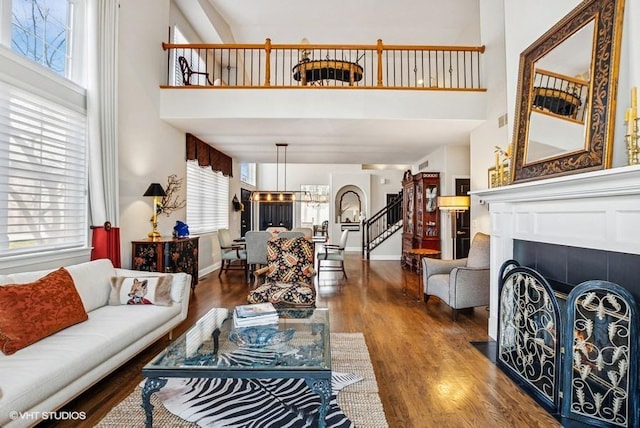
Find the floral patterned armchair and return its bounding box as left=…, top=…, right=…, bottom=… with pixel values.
left=247, top=237, right=316, bottom=308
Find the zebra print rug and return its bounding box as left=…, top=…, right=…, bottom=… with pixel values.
left=96, top=332, right=388, bottom=428
left=155, top=372, right=361, bottom=427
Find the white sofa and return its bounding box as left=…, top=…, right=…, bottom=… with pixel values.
left=0, top=259, right=191, bottom=428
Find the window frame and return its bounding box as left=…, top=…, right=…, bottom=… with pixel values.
left=0, top=1, right=89, bottom=271
left=300, top=184, right=330, bottom=226
left=2, top=0, right=86, bottom=84
left=0, top=76, right=88, bottom=263
left=186, top=160, right=229, bottom=234
left=240, top=162, right=256, bottom=186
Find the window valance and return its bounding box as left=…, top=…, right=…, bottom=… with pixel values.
left=186, top=133, right=233, bottom=177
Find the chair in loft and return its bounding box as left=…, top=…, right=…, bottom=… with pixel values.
left=217, top=229, right=247, bottom=280
left=178, top=56, right=213, bottom=86
left=248, top=237, right=316, bottom=308
left=422, top=232, right=490, bottom=320
left=316, top=229, right=349, bottom=279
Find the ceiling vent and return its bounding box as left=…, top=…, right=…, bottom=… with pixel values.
left=418, top=160, right=429, bottom=170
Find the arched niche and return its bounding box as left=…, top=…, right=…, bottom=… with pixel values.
left=335, top=186, right=363, bottom=223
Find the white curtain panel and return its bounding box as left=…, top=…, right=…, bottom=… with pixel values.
left=88, top=0, right=119, bottom=226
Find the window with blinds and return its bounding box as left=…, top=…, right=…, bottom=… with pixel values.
left=186, top=160, right=229, bottom=233
left=172, top=26, right=187, bottom=86
left=0, top=82, right=88, bottom=256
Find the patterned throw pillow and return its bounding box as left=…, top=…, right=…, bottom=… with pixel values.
left=265, top=237, right=315, bottom=283
left=109, top=275, right=173, bottom=306
left=0, top=268, right=88, bottom=355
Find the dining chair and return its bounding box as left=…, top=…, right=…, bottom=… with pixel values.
left=316, top=229, right=349, bottom=279
left=277, top=231, right=305, bottom=240
left=292, top=227, right=313, bottom=238
left=266, top=226, right=288, bottom=236
left=315, top=220, right=329, bottom=237
left=244, top=231, right=272, bottom=279
left=217, top=229, right=247, bottom=280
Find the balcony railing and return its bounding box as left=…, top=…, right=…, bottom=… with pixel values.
left=531, top=68, right=588, bottom=123
left=162, top=39, right=485, bottom=90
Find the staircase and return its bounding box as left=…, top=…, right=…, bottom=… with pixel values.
left=362, top=191, right=403, bottom=259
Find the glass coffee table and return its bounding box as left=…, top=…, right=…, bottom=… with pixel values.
left=141, top=307, right=331, bottom=427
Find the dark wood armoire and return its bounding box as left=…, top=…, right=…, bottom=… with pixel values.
left=402, top=170, right=441, bottom=269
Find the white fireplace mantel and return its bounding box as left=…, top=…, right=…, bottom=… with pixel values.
left=471, top=165, right=640, bottom=339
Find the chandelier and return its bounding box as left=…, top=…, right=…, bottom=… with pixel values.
left=251, top=143, right=296, bottom=202
left=301, top=185, right=329, bottom=207
left=251, top=145, right=331, bottom=205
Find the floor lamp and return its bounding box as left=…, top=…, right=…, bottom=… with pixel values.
left=437, top=196, right=470, bottom=259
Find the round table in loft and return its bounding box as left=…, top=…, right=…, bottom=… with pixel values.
left=293, top=60, right=363, bottom=86
left=532, top=87, right=581, bottom=118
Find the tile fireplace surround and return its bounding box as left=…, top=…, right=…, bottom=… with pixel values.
left=472, top=165, right=640, bottom=339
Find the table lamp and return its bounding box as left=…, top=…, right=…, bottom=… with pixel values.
left=143, top=183, right=166, bottom=239
left=437, top=196, right=470, bottom=259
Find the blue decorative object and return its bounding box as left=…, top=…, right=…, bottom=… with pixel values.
left=173, top=221, right=189, bottom=238
left=229, top=327, right=295, bottom=348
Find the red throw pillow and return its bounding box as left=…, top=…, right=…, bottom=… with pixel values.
left=0, top=268, right=88, bottom=355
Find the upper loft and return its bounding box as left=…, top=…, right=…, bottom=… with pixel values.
left=158, top=39, right=488, bottom=164
left=163, top=39, right=485, bottom=90
left=161, top=0, right=487, bottom=164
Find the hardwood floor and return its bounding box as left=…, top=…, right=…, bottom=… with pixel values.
left=47, top=254, right=561, bottom=428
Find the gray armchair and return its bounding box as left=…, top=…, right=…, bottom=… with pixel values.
left=422, top=232, right=490, bottom=320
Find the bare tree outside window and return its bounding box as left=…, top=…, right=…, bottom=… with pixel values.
left=11, top=0, right=71, bottom=76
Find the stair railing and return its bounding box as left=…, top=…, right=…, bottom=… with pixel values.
left=362, top=191, right=403, bottom=259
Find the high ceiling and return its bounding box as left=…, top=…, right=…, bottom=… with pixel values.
left=173, top=0, right=484, bottom=164
left=207, top=0, right=481, bottom=45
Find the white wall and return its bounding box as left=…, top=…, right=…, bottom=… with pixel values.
left=414, top=144, right=469, bottom=258
left=503, top=1, right=580, bottom=138
left=118, top=0, right=183, bottom=270
left=470, top=0, right=587, bottom=240
left=500, top=0, right=635, bottom=171
left=629, top=1, right=640, bottom=94
left=614, top=0, right=640, bottom=167
left=116, top=0, right=640, bottom=276
left=118, top=1, right=244, bottom=277
left=471, top=0, right=639, bottom=336
left=468, top=0, right=510, bottom=241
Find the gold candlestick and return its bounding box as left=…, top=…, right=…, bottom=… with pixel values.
left=625, top=87, right=639, bottom=166
left=492, top=145, right=512, bottom=186
left=626, top=134, right=638, bottom=165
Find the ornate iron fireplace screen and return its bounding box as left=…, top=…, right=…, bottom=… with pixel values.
left=497, top=261, right=639, bottom=427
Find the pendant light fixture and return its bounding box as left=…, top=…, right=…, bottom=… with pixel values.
left=252, top=143, right=296, bottom=203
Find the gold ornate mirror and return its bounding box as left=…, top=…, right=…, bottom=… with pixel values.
left=511, top=0, right=625, bottom=183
